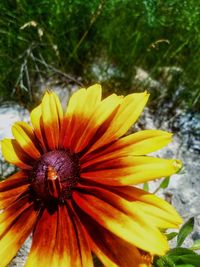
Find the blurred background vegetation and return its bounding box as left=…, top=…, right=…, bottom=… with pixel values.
left=0, top=0, right=200, bottom=111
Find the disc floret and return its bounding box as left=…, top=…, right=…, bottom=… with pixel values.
left=30, top=150, right=80, bottom=203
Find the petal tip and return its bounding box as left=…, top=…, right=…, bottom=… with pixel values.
left=173, top=159, right=182, bottom=172
left=43, top=89, right=56, bottom=99
left=144, top=90, right=150, bottom=97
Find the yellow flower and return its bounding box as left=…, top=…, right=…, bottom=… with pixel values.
left=0, top=84, right=182, bottom=267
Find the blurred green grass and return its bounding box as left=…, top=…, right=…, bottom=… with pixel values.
left=0, top=0, right=200, bottom=111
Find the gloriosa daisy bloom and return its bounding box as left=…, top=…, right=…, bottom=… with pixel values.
left=0, top=84, right=182, bottom=267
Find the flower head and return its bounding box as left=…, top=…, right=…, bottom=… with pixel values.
left=0, top=84, right=182, bottom=267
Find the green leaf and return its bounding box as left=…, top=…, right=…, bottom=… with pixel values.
left=177, top=218, right=194, bottom=247
left=153, top=177, right=171, bottom=193
left=180, top=254, right=200, bottom=265
left=160, top=177, right=170, bottom=189
left=153, top=255, right=175, bottom=267
left=167, top=247, right=196, bottom=257
left=167, top=247, right=196, bottom=255
left=167, top=247, right=200, bottom=266
left=175, top=265, right=196, bottom=267
left=143, top=182, right=149, bottom=191
left=191, top=239, right=200, bottom=250
left=170, top=254, right=200, bottom=266
left=166, top=232, right=178, bottom=241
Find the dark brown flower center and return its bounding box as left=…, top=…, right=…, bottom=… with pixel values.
left=30, top=150, right=80, bottom=203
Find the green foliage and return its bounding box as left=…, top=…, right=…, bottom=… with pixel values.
left=167, top=248, right=200, bottom=266
left=160, top=177, right=170, bottom=189
left=166, top=232, right=178, bottom=241
left=153, top=176, right=171, bottom=193
left=154, top=245, right=200, bottom=267
left=154, top=218, right=200, bottom=267
left=143, top=181, right=149, bottom=191
left=0, top=0, right=200, bottom=110
left=191, top=239, right=200, bottom=251
left=154, top=255, right=176, bottom=267
left=177, top=218, right=194, bottom=247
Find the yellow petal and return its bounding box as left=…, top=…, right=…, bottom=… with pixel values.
left=0, top=171, right=28, bottom=192
left=0, top=194, right=30, bottom=231
left=79, top=205, right=142, bottom=267
left=84, top=84, right=102, bottom=111
left=0, top=173, right=28, bottom=209
left=68, top=204, right=94, bottom=267
left=84, top=92, right=149, bottom=154
left=77, top=184, right=181, bottom=232
left=30, top=104, right=46, bottom=151
left=0, top=205, right=38, bottom=267
left=65, top=88, right=87, bottom=116
left=133, top=201, right=182, bottom=228
left=26, top=205, right=93, bottom=267
left=41, top=91, right=63, bottom=149
left=0, top=184, right=28, bottom=209
left=62, top=88, right=87, bottom=148
left=73, top=191, right=169, bottom=255
left=123, top=130, right=173, bottom=155
left=12, top=122, right=41, bottom=160
left=110, top=92, right=150, bottom=138
left=118, top=157, right=182, bottom=185
left=81, top=156, right=182, bottom=185
left=89, top=240, right=118, bottom=267
left=81, top=130, right=173, bottom=168
left=0, top=171, right=29, bottom=209
left=69, top=84, right=102, bottom=151
left=25, top=209, right=58, bottom=267
left=113, top=186, right=183, bottom=227
left=74, top=93, right=121, bottom=153
left=1, top=139, right=32, bottom=169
